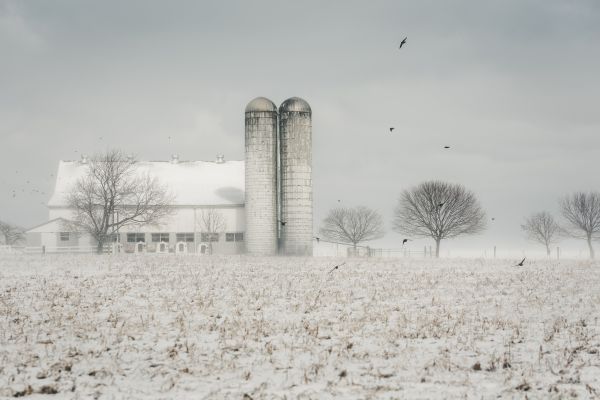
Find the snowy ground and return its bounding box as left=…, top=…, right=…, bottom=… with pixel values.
left=0, top=254, right=599, bottom=399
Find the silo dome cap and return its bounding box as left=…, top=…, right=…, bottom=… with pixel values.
left=245, top=97, right=277, bottom=113
left=279, top=97, right=311, bottom=113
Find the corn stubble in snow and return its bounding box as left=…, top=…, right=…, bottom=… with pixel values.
left=0, top=254, right=599, bottom=399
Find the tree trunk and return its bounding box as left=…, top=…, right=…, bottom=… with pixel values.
left=96, top=239, right=104, bottom=254
left=588, top=235, right=595, bottom=260
left=435, top=238, right=441, bottom=258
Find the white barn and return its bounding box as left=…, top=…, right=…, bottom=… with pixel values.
left=26, top=96, right=313, bottom=255
left=26, top=156, right=246, bottom=254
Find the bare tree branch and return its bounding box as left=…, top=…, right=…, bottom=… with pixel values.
left=560, top=192, right=600, bottom=259
left=319, top=206, right=385, bottom=248
left=521, top=211, right=562, bottom=256
left=198, top=208, right=226, bottom=254
left=392, top=180, right=486, bottom=257
left=66, top=149, right=174, bottom=253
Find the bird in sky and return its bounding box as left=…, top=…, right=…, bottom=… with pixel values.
left=399, top=37, right=407, bottom=49
left=515, top=257, right=526, bottom=267
left=328, top=262, right=346, bottom=274
left=492, top=217, right=496, bottom=221
left=444, top=146, right=451, bottom=149
left=402, top=238, right=410, bottom=245
left=389, top=127, right=395, bottom=133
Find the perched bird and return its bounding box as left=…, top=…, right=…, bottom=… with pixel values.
left=444, top=146, right=451, bottom=149
left=389, top=127, right=395, bottom=133
left=279, top=220, right=287, bottom=226
left=515, top=257, right=526, bottom=267
left=328, top=262, right=346, bottom=274
left=402, top=238, right=410, bottom=245
left=399, top=37, right=407, bottom=49
left=491, top=217, right=496, bottom=221
left=438, top=202, right=445, bottom=208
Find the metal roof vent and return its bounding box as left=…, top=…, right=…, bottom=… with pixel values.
left=216, top=154, right=225, bottom=164
left=171, top=154, right=179, bottom=164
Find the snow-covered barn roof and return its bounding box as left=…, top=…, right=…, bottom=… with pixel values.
left=47, top=160, right=245, bottom=207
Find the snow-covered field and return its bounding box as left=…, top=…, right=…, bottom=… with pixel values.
left=1, top=254, right=599, bottom=399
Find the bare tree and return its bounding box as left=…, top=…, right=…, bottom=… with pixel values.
left=393, top=180, right=486, bottom=257
left=521, top=211, right=562, bottom=256
left=67, top=150, right=173, bottom=253
left=319, top=206, right=385, bottom=249
left=0, top=220, right=24, bottom=245
left=198, top=208, right=226, bottom=254
left=560, top=192, right=600, bottom=259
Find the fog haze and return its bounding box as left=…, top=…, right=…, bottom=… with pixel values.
left=1, top=0, right=599, bottom=256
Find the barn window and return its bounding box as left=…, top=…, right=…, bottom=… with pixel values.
left=127, top=233, right=145, bottom=243
left=151, top=233, right=170, bottom=243
left=176, top=233, right=194, bottom=242
left=59, top=232, right=70, bottom=241
left=201, top=233, right=219, bottom=242
left=226, top=233, right=244, bottom=242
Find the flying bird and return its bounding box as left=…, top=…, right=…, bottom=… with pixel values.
left=491, top=217, right=495, bottom=221
left=279, top=220, right=287, bottom=226
left=399, top=37, right=407, bottom=49
left=328, top=262, right=346, bottom=274
left=515, top=257, right=526, bottom=267
left=402, top=239, right=410, bottom=245
left=389, top=127, right=395, bottom=133
left=444, top=146, right=450, bottom=149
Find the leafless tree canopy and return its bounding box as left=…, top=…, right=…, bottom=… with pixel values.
left=521, top=211, right=562, bottom=256
left=198, top=208, right=226, bottom=253
left=0, top=220, right=24, bottom=245
left=67, top=150, right=173, bottom=252
left=393, top=180, right=486, bottom=257
left=560, top=192, right=600, bottom=259
left=319, top=206, right=385, bottom=248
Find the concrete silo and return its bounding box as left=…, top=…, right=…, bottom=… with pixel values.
left=244, top=97, right=279, bottom=255
left=279, top=97, right=313, bottom=256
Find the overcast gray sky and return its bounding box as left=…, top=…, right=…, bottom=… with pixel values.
left=1, top=0, right=599, bottom=256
